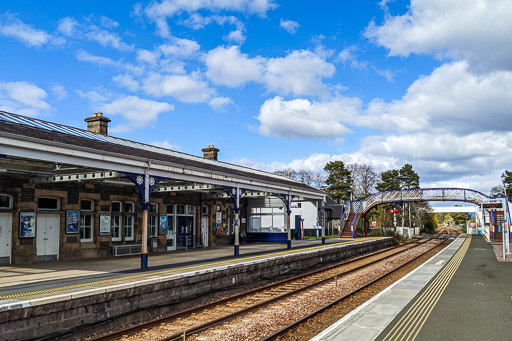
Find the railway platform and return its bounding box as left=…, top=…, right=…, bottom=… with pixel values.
left=312, top=235, right=512, bottom=341
left=0, top=236, right=395, bottom=340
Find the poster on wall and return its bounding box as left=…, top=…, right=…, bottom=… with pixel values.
left=66, top=210, right=80, bottom=234
left=19, top=211, right=36, bottom=238
left=99, top=214, right=111, bottom=236
left=159, top=216, right=168, bottom=235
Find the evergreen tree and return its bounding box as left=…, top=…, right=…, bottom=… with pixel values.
left=324, top=161, right=352, bottom=204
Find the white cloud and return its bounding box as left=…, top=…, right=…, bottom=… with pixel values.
left=142, top=72, right=214, bottom=103
left=257, top=96, right=358, bottom=139
left=235, top=130, right=512, bottom=193
left=58, top=16, right=133, bottom=51
left=150, top=140, right=181, bottom=150
left=76, top=50, right=117, bottom=67
left=76, top=50, right=143, bottom=74
left=51, top=84, right=68, bottom=100
left=264, top=50, right=336, bottom=97
left=337, top=47, right=368, bottom=70
left=144, top=0, right=276, bottom=37
left=360, top=62, right=512, bottom=133
left=76, top=90, right=109, bottom=103
left=279, top=19, right=299, bottom=34
left=58, top=17, right=78, bottom=36
left=85, top=29, right=133, bottom=51
left=112, top=74, right=140, bottom=92
left=159, top=38, right=200, bottom=58
left=205, top=46, right=336, bottom=97
left=205, top=46, right=265, bottom=87
left=0, top=15, right=52, bottom=47
left=365, top=0, right=512, bottom=71
left=137, top=49, right=161, bottom=65
left=209, top=96, right=234, bottom=110
left=0, top=81, right=52, bottom=116
left=101, top=95, right=174, bottom=130
left=226, top=29, right=245, bottom=43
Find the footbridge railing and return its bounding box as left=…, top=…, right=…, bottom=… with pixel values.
left=361, top=188, right=491, bottom=214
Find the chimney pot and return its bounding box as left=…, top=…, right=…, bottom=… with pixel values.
left=85, top=112, right=111, bottom=135
left=201, top=145, right=220, bottom=161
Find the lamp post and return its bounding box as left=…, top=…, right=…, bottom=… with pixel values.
left=501, top=172, right=510, bottom=256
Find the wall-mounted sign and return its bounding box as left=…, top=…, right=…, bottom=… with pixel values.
left=66, top=210, right=79, bottom=234
left=159, top=216, right=168, bottom=235
left=19, top=211, right=36, bottom=238
left=99, top=214, right=111, bottom=235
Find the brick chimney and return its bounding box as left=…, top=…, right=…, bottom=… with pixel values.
left=84, top=112, right=111, bottom=135
left=201, top=145, right=220, bottom=161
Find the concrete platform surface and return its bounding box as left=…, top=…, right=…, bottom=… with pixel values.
left=313, top=235, right=512, bottom=341
left=311, top=236, right=465, bottom=341
left=0, top=237, right=383, bottom=309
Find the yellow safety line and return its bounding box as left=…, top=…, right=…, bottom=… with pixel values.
left=0, top=237, right=380, bottom=301
left=382, top=236, right=471, bottom=341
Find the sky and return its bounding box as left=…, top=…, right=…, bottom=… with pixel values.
left=0, top=0, right=511, bottom=195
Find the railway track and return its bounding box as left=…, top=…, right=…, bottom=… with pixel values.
left=88, top=237, right=444, bottom=341
left=263, top=238, right=451, bottom=340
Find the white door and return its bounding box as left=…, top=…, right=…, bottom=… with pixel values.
left=201, top=217, right=209, bottom=247
left=0, top=213, right=12, bottom=265
left=37, top=214, right=60, bottom=261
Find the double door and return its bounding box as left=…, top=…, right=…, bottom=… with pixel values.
left=0, top=213, right=12, bottom=265
left=36, top=214, right=60, bottom=261
left=176, top=216, right=194, bottom=249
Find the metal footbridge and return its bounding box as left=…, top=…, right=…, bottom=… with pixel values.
left=338, top=188, right=493, bottom=238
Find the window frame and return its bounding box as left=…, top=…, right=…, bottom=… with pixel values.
left=80, top=213, right=94, bottom=242
left=0, top=194, right=12, bottom=209
left=37, top=197, right=60, bottom=211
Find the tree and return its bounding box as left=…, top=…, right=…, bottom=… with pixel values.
left=274, top=168, right=297, bottom=180
left=490, top=170, right=512, bottom=201
left=399, top=164, right=420, bottom=189
left=324, top=161, right=352, bottom=204
left=347, top=163, right=378, bottom=200
left=376, top=169, right=401, bottom=192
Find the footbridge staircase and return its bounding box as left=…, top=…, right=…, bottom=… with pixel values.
left=338, top=188, right=494, bottom=238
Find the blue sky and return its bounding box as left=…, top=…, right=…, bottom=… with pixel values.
left=1, top=0, right=511, bottom=194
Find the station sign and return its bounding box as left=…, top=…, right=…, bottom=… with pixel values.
left=483, top=203, right=503, bottom=209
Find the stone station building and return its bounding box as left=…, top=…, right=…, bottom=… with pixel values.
left=0, top=111, right=326, bottom=265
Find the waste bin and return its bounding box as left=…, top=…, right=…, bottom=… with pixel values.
left=150, top=237, right=158, bottom=253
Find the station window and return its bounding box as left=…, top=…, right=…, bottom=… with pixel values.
left=111, top=201, right=122, bottom=242
left=38, top=197, right=60, bottom=210
left=111, top=215, right=121, bottom=241
left=80, top=215, right=94, bottom=242
left=124, top=202, right=135, bottom=213
left=149, top=215, right=158, bottom=237
left=112, top=201, right=122, bottom=213
left=248, top=206, right=285, bottom=233
left=149, top=203, right=158, bottom=214
left=0, top=194, right=12, bottom=209
left=80, top=200, right=94, bottom=242
left=124, top=215, right=134, bottom=241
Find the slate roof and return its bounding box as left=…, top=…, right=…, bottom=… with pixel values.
left=0, top=111, right=324, bottom=194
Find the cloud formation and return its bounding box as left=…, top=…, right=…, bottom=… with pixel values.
left=365, top=0, right=512, bottom=71
left=0, top=15, right=52, bottom=47
left=279, top=19, right=299, bottom=34
left=206, top=46, right=336, bottom=97
left=0, top=81, right=52, bottom=116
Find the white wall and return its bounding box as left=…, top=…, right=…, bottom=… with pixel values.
left=291, top=201, right=318, bottom=230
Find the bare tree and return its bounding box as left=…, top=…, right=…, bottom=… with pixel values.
left=274, top=168, right=297, bottom=180
left=347, top=163, right=378, bottom=200
left=297, top=169, right=315, bottom=185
